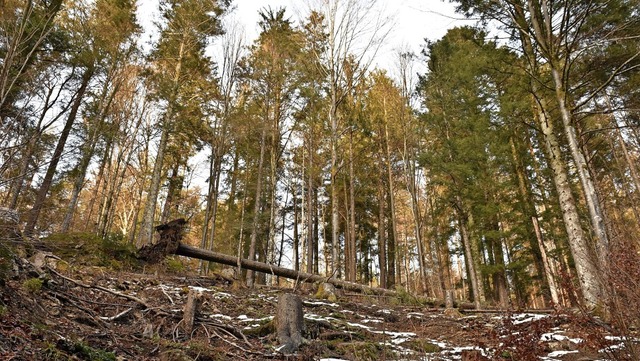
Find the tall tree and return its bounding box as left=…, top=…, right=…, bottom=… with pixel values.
left=305, top=0, right=391, bottom=276
left=455, top=0, right=640, bottom=309
left=243, top=7, right=303, bottom=287
left=136, top=0, right=227, bottom=247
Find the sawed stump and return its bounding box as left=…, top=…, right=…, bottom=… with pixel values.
left=275, top=293, right=304, bottom=354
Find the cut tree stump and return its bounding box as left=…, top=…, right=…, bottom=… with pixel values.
left=182, top=289, right=201, bottom=336
left=275, top=293, right=304, bottom=354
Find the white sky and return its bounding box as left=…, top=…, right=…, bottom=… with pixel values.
left=137, top=0, right=473, bottom=72
left=230, top=0, right=471, bottom=71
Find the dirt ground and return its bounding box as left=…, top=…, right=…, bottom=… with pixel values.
left=0, top=254, right=633, bottom=361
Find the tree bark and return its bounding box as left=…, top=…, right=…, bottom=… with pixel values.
left=550, top=67, right=609, bottom=269
left=532, top=216, right=560, bottom=305
left=456, top=203, right=481, bottom=309
left=246, top=127, right=267, bottom=287
left=377, top=177, right=387, bottom=288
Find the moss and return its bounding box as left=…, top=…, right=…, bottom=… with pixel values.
left=405, top=339, right=441, bottom=353
left=166, top=257, right=186, bottom=273
left=57, top=340, right=116, bottom=361
left=23, top=278, right=43, bottom=293
left=340, top=341, right=392, bottom=361
left=44, top=232, right=138, bottom=269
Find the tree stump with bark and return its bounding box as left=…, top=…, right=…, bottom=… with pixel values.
left=275, top=293, right=304, bottom=354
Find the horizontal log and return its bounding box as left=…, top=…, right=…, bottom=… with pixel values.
left=175, top=243, right=397, bottom=297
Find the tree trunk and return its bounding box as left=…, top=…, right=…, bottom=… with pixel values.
left=24, top=67, right=94, bottom=237
left=384, top=119, right=397, bottom=288
left=293, top=182, right=300, bottom=272
left=457, top=205, right=481, bottom=309
left=347, top=130, right=357, bottom=281
left=550, top=67, right=609, bottom=270
left=508, top=135, right=551, bottom=306
left=306, top=136, right=315, bottom=274
left=161, top=162, right=182, bottom=223
left=377, top=177, right=387, bottom=289
left=330, top=101, right=340, bottom=277
left=512, top=2, right=604, bottom=309
left=136, top=127, right=169, bottom=247
left=246, top=127, right=267, bottom=287
left=532, top=216, right=560, bottom=305
left=537, top=107, right=603, bottom=308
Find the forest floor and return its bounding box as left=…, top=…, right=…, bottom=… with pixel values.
left=0, top=247, right=636, bottom=361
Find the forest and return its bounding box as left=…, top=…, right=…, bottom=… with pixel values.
left=2, top=0, right=640, bottom=322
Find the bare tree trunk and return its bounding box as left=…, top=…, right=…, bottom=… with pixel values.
left=512, top=2, right=605, bottom=309
left=508, top=135, right=551, bottom=305
left=550, top=68, right=609, bottom=269
left=330, top=101, right=340, bottom=277
left=377, top=177, right=387, bottom=288
left=293, top=181, right=300, bottom=272
left=532, top=216, right=560, bottom=305
left=306, top=136, right=315, bottom=274
left=457, top=208, right=481, bottom=309
left=384, top=118, right=398, bottom=288
left=136, top=39, right=185, bottom=247
left=24, top=67, right=93, bottom=237
left=160, top=162, right=181, bottom=223
left=347, top=130, right=357, bottom=281
left=246, top=127, right=267, bottom=287
left=537, top=107, right=603, bottom=308
left=136, top=127, right=168, bottom=247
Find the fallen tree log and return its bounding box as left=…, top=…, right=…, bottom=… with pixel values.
left=175, top=243, right=398, bottom=297
left=137, top=219, right=398, bottom=296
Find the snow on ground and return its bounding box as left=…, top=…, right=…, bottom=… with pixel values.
left=143, top=284, right=629, bottom=360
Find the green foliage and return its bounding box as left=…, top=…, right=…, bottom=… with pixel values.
left=44, top=232, right=137, bottom=269
left=59, top=340, right=116, bottom=361
left=392, top=286, right=423, bottom=306
left=405, top=339, right=441, bottom=353
left=22, top=278, right=43, bottom=293
left=166, top=256, right=186, bottom=273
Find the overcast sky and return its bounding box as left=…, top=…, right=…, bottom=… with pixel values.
left=138, top=0, right=472, bottom=72
left=230, top=0, right=471, bottom=71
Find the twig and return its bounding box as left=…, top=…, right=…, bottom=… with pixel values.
left=160, top=285, right=175, bottom=305
left=99, top=308, right=134, bottom=322
left=173, top=319, right=183, bottom=341
left=210, top=327, right=258, bottom=358
left=199, top=319, right=250, bottom=345
left=46, top=266, right=165, bottom=314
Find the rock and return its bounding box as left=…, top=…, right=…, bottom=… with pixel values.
left=444, top=307, right=464, bottom=318
left=275, top=293, right=304, bottom=354
left=30, top=251, right=59, bottom=272
left=220, top=267, right=237, bottom=280
left=315, top=282, right=339, bottom=302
